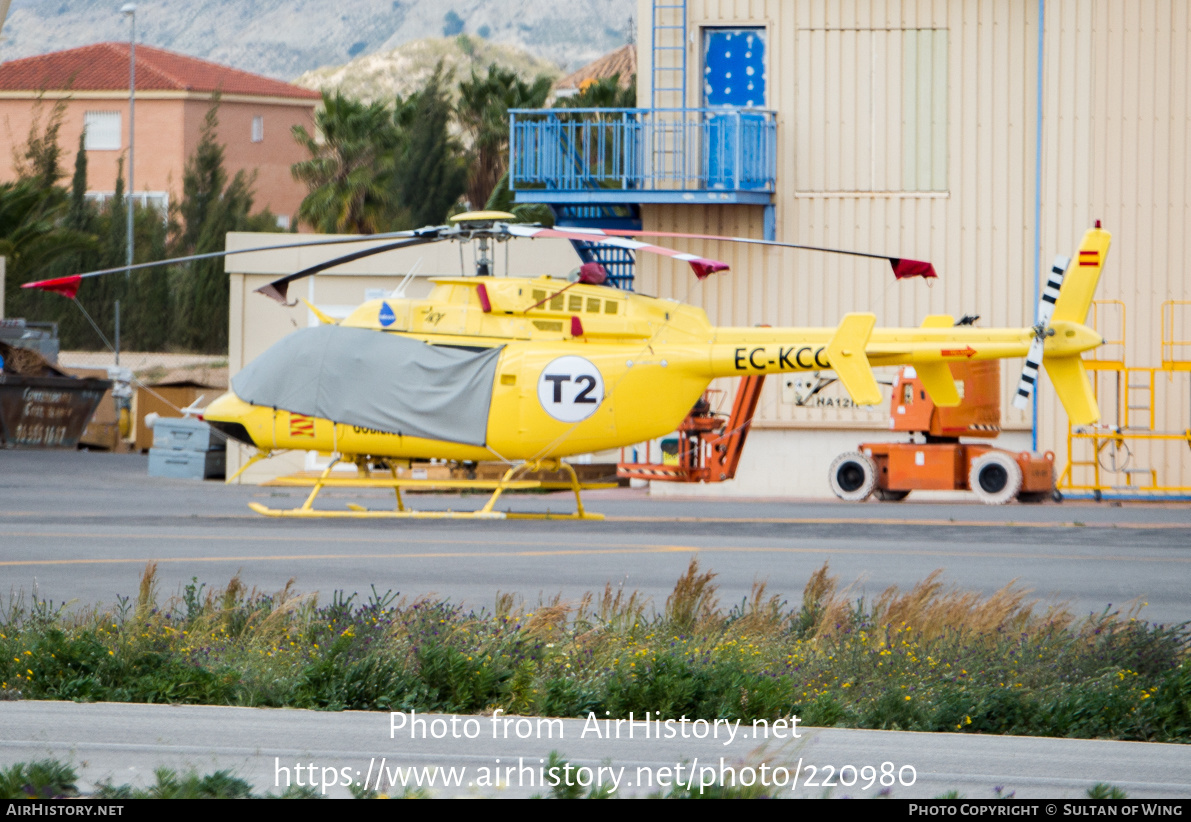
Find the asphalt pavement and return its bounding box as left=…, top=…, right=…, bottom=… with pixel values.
left=1, top=450, right=1188, bottom=625
left=3, top=701, right=1190, bottom=799
left=1, top=449, right=1189, bottom=800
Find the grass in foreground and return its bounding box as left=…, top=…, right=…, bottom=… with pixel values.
left=1, top=561, right=1187, bottom=743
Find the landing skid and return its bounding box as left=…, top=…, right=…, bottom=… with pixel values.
left=246, top=456, right=609, bottom=520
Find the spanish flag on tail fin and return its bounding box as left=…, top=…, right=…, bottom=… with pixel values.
left=1052, top=224, right=1112, bottom=326
left=1042, top=223, right=1112, bottom=426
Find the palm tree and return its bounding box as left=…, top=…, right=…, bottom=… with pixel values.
left=0, top=179, right=93, bottom=320
left=291, top=92, right=402, bottom=234
left=457, top=65, right=553, bottom=210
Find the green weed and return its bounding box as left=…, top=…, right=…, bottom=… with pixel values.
left=0, top=561, right=1186, bottom=744
left=0, top=759, right=78, bottom=799
left=1087, top=783, right=1128, bottom=799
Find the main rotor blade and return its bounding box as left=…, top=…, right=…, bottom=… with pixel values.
left=504, top=224, right=730, bottom=279
left=20, top=230, right=423, bottom=297
left=254, top=235, right=443, bottom=304
left=541, top=226, right=938, bottom=280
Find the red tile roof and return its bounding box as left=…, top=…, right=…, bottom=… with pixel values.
left=0, top=43, right=321, bottom=100
left=555, top=45, right=637, bottom=91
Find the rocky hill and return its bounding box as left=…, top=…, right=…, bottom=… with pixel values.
left=0, top=0, right=634, bottom=80
left=294, top=36, right=562, bottom=103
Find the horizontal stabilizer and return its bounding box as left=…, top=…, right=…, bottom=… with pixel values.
left=1043, top=355, right=1100, bottom=426
left=916, top=362, right=960, bottom=407
left=826, top=313, right=882, bottom=406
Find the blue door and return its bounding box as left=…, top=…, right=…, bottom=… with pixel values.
left=703, top=28, right=767, bottom=190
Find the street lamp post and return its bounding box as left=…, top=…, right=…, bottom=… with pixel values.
left=119, top=2, right=135, bottom=366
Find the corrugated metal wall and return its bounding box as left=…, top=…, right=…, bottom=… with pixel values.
left=635, top=0, right=1190, bottom=488
left=1039, top=0, right=1191, bottom=488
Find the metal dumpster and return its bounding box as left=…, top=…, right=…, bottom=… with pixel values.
left=1, top=333, right=112, bottom=449
left=0, top=375, right=112, bottom=448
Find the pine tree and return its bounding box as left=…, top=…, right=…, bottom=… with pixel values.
left=172, top=98, right=269, bottom=353
left=123, top=197, right=172, bottom=351
left=177, top=104, right=227, bottom=253
left=6, top=117, right=104, bottom=348
left=17, top=98, right=68, bottom=192
left=67, top=130, right=89, bottom=230
left=52, top=129, right=97, bottom=348
left=394, top=66, right=467, bottom=228
left=83, top=159, right=128, bottom=351
left=106, top=158, right=127, bottom=270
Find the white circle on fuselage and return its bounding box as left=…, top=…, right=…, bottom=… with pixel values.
left=537, top=356, right=605, bottom=423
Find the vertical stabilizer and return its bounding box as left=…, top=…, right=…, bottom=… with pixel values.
left=826, top=313, right=883, bottom=405
left=1043, top=355, right=1099, bottom=426
left=1051, top=225, right=1111, bottom=325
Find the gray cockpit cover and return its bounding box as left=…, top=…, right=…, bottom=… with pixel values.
left=231, top=325, right=502, bottom=446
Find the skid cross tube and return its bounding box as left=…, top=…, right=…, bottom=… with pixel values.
left=245, top=453, right=609, bottom=519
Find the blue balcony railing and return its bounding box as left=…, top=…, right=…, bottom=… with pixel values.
left=509, top=107, right=776, bottom=205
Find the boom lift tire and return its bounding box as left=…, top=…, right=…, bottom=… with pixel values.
left=875, top=489, right=911, bottom=501
left=969, top=451, right=1023, bottom=505
left=829, top=452, right=878, bottom=501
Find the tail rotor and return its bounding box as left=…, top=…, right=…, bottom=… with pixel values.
left=1012, top=255, right=1070, bottom=411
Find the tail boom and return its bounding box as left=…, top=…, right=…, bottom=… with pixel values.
left=707, top=319, right=1100, bottom=414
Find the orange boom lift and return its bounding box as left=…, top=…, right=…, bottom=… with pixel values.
left=828, top=359, right=1055, bottom=504
left=617, top=375, right=766, bottom=483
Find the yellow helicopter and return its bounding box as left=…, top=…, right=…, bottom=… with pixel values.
left=25, top=213, right=1110, bottom=519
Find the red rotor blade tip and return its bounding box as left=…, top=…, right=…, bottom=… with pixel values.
left=22, top=274, right=82, bottom=299
left=890, top=258, right=937, bottom=280
left=689, top=259, right=730, bottom=280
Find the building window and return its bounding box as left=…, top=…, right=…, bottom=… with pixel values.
left=794, top=28, right=948, bottom=194
left=703, top=28, right=766, bottom=108
left=902, top=29, right=948, bottom=192
left=86, top=190, right=169, bottom=210
left=84, top=111, right=121, bottom=151
left=251, top=115, right=264, bottom=143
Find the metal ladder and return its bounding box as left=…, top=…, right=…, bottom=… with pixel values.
left=1113, top=368, right=1156, bottom=489
left=651, top=0, right=689, bottom=184
left=651, top=0, right=687, bottom=109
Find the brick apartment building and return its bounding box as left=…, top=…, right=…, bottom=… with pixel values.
left=0, top=42, right=320, bottom=224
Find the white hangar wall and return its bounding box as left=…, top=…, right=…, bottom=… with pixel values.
left=635, top=0, right=1191, bottom=497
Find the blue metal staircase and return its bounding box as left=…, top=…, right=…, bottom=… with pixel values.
left=551, top=204, right=642, bottom=291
